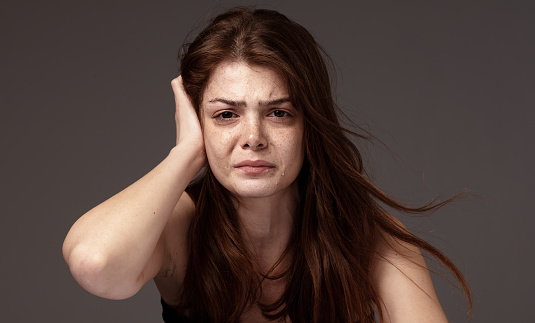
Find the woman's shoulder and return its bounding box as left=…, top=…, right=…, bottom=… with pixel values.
left=154, top=183, right=200, bottom=302
left=371, top=215, right=448, bottom=322
left=163, top=183, right=198, bottom=250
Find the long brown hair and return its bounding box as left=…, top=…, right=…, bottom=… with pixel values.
left=178, top=7, right=471, bottom=322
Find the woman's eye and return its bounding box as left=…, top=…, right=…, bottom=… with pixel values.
left=269, top=110, right=290, bottom=118
left=218, top=111, right=235, bottom=119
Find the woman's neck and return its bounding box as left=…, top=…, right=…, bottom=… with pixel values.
left=236, top=185, right=298, bottom=272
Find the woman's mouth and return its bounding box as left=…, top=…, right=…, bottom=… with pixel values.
left=234, top=160, right=275, bottom=174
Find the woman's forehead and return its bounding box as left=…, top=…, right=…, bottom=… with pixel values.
left=202, top=61, right=289, bottom=104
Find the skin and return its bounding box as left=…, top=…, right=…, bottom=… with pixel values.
left=372, top=222, right=449, bottom=322
left=63, top=61, right=448, bottom=323
left=202, top=61, right=304, bottom=201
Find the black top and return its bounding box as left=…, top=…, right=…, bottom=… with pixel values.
left=161, top=298, right=191, bottom=323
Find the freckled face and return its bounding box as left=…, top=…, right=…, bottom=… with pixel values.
left=201, top=61, right=305, bottom=199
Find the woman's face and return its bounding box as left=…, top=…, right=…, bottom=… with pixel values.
left=201, top=61, right=304, bottom=199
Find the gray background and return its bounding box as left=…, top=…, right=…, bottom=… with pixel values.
left=2, top=0, right=533, bottom=321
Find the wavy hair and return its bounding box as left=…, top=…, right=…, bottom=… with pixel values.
left=178, top=7, right=471, bottom=322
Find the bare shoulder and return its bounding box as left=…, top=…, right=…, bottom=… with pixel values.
left=371, top=215, right=448, bottom=323
left=154, top=190, right=196, bottom=305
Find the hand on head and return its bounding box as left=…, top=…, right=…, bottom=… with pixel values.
left=171, top=76, right=205, bottom=155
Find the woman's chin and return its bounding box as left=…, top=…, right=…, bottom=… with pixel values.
left=231, top=186, right=278, bottom=199
left=226, top=178, right=298, bottom=200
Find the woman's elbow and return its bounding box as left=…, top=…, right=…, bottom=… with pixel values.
left=63, top=244, right=141, bottom=300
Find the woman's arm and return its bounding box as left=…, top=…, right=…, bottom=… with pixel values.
left=62, top=77, right=204, bottom=300
left=371, top=217, right=448, bottom=323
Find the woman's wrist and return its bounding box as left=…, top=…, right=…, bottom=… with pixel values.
left=168, top=141, right=205, bottom=174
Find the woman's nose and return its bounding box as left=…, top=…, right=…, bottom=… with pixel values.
left=242, top=117, right=267, bottom=150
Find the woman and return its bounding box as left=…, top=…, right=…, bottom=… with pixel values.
left=63, top=7, right=471, bottom=323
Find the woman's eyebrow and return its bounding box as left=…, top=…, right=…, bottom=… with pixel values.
left=207, top=97, right=291, bottom=107
left=208, top=98, right=246, bottom=107
left=259, top=98, right=291, bottom=106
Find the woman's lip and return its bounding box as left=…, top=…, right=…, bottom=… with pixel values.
left=234, top=160, right=275, bottom=167
left=236, top=166, right=272, bottom=175
left=234, top=160, right=275, bottom=175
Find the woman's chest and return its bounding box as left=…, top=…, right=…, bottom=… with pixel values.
left=239, top=278, right=291, bottom=323
left=156, top=261, right=290, bottom=322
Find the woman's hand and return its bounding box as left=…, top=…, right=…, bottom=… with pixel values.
left=171, top=76, right=204, bottom=155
